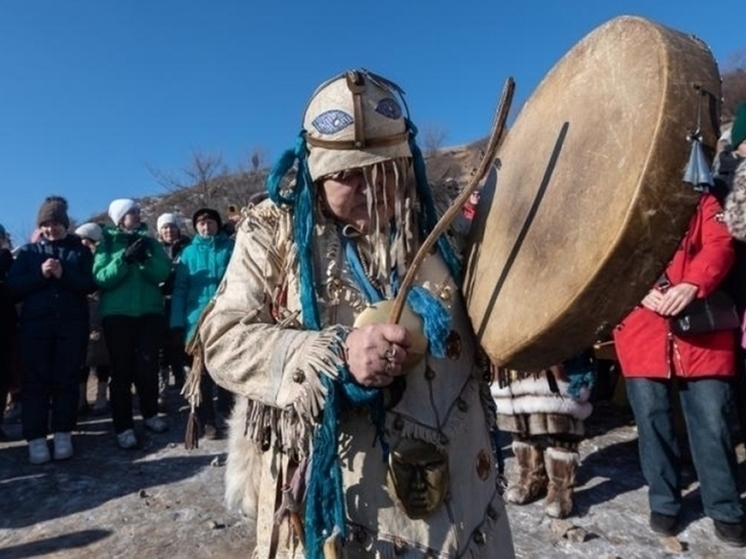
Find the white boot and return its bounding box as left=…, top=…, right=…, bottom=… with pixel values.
left=53, top=432, right=74, bottom=460
left=93, top=381, right=108, bottom=414
left=28, top=438, right=51, bottom=464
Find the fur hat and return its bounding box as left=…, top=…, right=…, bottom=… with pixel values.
left=75, top=222, right=103, bottom=243
left=192, top=207, right=222, bottom=229
left=108, top=198, right=139, bottom=226
left=303, top=70, right=412, bottom=181
left=157, top=212, right=180, bottom=231
left=731, top=101, right=746, bottom=149
left=37, top=196, right=70, bottom=228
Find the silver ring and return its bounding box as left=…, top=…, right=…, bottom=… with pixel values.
left=384, top=346, right=396, bottom=362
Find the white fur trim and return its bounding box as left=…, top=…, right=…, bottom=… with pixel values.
left=491, top=375, right=591, bottom=402
left=545, top=446, right=580, bottom=464
left=493, top=374, right=592, bottom=420
left=495, top=392, right=592, bottom=420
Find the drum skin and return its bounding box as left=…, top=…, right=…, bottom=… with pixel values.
left=463, top=16, right=721, bottom=370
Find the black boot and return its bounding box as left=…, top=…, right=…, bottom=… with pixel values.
left=713, top=519, right=746, bottom=547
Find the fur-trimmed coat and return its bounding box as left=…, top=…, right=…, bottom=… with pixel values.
left=199, top=200, right=514, bottom=559
left=491, top=367, right=592, bottom=438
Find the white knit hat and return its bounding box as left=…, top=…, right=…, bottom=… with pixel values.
left=303, top=70, right=412, bottom=181
left=108, top=198, right=139, bottom=226
left=157, top=212, right=180, bottom=231
left=74, top=222, right=103, bottom=243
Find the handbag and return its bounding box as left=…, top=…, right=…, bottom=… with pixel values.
left=669, top=290, right=740, bottom=335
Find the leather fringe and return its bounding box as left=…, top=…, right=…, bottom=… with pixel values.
left=185, top=410, right=201, bottom=450
left=183, top=347, right=204, bottom=449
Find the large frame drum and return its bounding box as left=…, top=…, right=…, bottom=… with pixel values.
left=464, top=16, right=721, bottom=370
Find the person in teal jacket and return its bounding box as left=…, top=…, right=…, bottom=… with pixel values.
left=94, top=198, right=172, bottom=449
left=171, top=207, right=234, bottom=438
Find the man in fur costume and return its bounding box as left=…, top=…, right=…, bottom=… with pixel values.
left=492, top=353, right=595, bottom=519
left=197, top=70, right=515, bottom=558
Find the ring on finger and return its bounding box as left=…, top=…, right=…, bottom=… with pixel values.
left=384, top=346, right=396, bottom=361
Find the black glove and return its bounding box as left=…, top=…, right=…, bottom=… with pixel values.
left=123, top=238, right=148, bottom=264
left=134, top=239, right=151, bottom=263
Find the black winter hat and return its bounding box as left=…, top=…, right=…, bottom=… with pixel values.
left=37, top=196, right=70, bottom=228
left=192, top=207, right=222, bottom=229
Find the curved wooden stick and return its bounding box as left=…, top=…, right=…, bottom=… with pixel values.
left=387, top=76, right=516, bottom=324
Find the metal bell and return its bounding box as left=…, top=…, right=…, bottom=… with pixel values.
left=683, top=135, right=714, bottom=192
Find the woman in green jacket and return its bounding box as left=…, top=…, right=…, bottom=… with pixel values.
left=94, top=198, right=172, bottom=449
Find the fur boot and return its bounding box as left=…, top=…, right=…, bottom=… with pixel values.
left=505, top=440, right=547, bottom=504
left=544, top=447, right=579, bottom=518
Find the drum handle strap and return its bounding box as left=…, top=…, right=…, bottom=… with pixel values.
left=387, top=76, right=515, bottom=325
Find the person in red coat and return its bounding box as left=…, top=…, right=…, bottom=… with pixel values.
left=614, top=193, right=745, bottom=547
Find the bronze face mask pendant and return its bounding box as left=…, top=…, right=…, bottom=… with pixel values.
left=386, top=438, right=449, bottom=519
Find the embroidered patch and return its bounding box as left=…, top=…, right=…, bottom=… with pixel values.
left=312, top=110, right=354, bottom=135
left=375, top=98, right=402, bottom=119
left=476, top=449, right=491, bottom=481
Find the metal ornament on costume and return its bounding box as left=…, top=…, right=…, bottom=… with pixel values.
left=683, top=86, right=716, bottom=192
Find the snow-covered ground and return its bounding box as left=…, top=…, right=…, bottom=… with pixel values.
left=1, top=386, right=745, bottom=559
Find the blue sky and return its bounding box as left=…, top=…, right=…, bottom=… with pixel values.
left=1, top=0, right=744, bottom=242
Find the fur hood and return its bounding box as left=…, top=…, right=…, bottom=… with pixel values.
left=724, top=157, right=746, bottom=241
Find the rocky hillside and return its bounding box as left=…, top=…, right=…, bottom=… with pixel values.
left=89, top=138, right=488, bottom=234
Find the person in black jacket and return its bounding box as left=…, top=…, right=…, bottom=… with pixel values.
left=0, top=223, right=17, bottom=441
left=7, top=197, right=96, bottom=463
left=156, top=212, right=190, bottom=392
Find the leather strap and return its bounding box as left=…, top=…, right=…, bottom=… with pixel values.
left=346, top=71, right=366, bottom=148
left=305, top=131, right=409, bottom=151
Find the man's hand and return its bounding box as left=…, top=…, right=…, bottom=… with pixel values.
left=344, top=324, right=411, bottom=388
left=656, top=282, right=699, bottom=317
left=41, top=258, right=57, bottom=278
left=50, top=259, right=62, bottom=279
